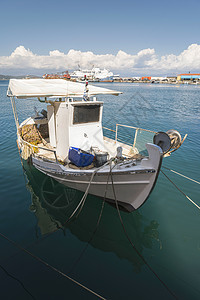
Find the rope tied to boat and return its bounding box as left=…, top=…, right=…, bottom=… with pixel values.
left=68, top=160, right=113, bottom=275
left=0, top=232, right=107, bottom=300
left=0, top=263, right=36, bottom=300
left=162, top=166, right=200, bottom=185
left=109, top=164, right=178, bottom=299
left=63, top=159, right=113, bottom=224
left=161, top=170, right=200, bottom=210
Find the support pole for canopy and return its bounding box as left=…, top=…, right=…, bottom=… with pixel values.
left=10, top=96, right=19, bottom=131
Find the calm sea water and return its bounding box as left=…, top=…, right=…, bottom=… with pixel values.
left=0, top=80, right=200, bottom=299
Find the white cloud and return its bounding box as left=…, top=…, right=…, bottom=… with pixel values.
left=10, top=46, right=35, bottom=57
left=159, top=44, right=200, bottom=71
left=1, top=44, right=200, bottom=75
left=49, top=50, right=65, bottom=56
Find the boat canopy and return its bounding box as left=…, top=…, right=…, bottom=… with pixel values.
left=7, top=79, right=122, bottom=99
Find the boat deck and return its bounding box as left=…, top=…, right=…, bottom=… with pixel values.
left=19, top=120, right=145, bottom=166
left=34, top=136, right=140, bottom=163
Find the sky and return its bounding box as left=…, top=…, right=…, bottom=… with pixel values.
left=0, top=0, right=200, bottom=76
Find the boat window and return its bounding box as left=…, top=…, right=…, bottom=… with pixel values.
left=73, top=105, right=100, bottom=124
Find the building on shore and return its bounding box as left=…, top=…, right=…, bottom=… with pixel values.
left=141, top=76, right=151, bottom=81
left=43, top=71, right=70, bottom=80
left=141, top=76, right=169, bottom=82
left=177, top=73, right=200, bottom=81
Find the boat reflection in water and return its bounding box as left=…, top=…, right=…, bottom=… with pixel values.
left=25, top=161, right=161, bottom=273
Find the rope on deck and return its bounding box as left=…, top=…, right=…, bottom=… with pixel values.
left=161, top=170, right=200, bottom=210
left=0, top=232, right=107, bottom=300
left=162, top=166, right=200, bottom=185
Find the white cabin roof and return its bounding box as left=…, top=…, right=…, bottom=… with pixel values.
left=7, top=79, right=122, bottom=99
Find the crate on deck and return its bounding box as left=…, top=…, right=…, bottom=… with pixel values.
left=68, top=147, right=94, bottom=167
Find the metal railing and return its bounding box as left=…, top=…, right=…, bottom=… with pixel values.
left=103, top=124, right=157, bottom=148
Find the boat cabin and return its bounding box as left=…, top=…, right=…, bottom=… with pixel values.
left=47, top=98, right=104, bottom=160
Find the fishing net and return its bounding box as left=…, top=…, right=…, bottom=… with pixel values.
left=19, top=124, right=49, bottom=145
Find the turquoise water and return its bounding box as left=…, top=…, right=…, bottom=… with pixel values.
left=0, top=80, right=200, bottom=299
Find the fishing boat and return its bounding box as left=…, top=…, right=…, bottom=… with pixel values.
left=7, top=79, right=186, bottom=212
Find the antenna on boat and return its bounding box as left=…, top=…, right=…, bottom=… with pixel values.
left=83, top=76, right=89, bottom=101
left=34, top=106, right=39, bottom=117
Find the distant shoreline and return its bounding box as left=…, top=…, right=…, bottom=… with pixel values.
left=1, top=78, right=199, bottom=85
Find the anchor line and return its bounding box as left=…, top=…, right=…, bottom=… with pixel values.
left=162, top=166, right=200, bottom=185
left=9, top=159, right=116, bottom=270
left=68, top=198, right=106, bottom=275
left=68, top=161, right=113, bottom=275
left=54, top=160, right=112, bottom=229
left=12, top=159, right=114, bottom=259
left=0, top=232, right=107, bottom=300
left=0, top=263, right=36, bottom=300
left=64, top=170, right=96, bottom=222
left=109, top=166, right=178, bottom=300
left=56, top=160, right=112, bottom=229
left=0, top=163, right=113, bottom=300
left=23, top=160, right=112, bottom=248
left=161, top=170, right=200, bottom=210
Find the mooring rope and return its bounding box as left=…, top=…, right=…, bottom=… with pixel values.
left=0, top=263, right=36, bottom=300
left=162, top=166, right=200, bottom=185
left=11, top=159, right=114, bottom=258
left=161, top=170, right=200, bottom=210
left=68, top=161, right=113, bottom=275
left=66, top=170, right=96, bottom=222
left=109, top=166, right=178, bottom=299
left=0, top=232, right=107, bottom=300
left=63, top=160, right=111, bottom=224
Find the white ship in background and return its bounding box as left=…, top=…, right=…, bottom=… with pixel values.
left=70, top=67, right=119, bottom=82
